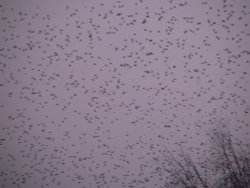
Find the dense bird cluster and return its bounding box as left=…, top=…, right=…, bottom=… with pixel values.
left=0, top=0, right=250, bottom=187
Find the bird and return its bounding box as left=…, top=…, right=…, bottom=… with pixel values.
left=0, top=0, right=249, bottom=187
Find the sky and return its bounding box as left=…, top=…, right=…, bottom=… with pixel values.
left=0, top=0, right=250, bottom=187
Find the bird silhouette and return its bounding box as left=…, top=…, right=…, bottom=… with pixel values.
left=0, top=0, right=249, bottom=187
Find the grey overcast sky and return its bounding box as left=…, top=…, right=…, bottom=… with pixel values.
left=0, top=0, right=250, bottom=187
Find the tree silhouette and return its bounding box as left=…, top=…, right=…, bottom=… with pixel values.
left=154, top=124, right=250, bottom=188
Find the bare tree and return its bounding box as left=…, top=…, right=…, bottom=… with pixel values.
left=154, top=124, right=250, bottom=188
left=207, top=124, right=250, bottom=188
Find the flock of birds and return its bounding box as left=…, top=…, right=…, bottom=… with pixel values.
left=0, top=0, right=250, bottom=187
